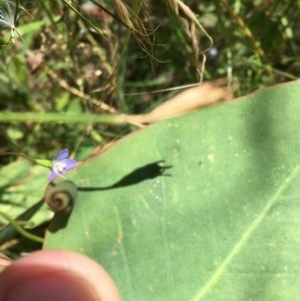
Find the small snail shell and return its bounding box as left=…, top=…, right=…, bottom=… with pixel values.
left=45, top=181, right=77, bottom=213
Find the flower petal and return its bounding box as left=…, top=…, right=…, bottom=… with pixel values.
left=55, top=149, right=69, bottom=161
left=49, top=171, right=59, bottom=182
left=62, top=158, right=78, bottom=170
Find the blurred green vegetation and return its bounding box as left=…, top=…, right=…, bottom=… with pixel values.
left=0, top=0, right=299, bottom=255
left=0, top=0, right=299, bottom=158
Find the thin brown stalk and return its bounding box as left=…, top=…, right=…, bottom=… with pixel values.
left=46, top=69, right=118, bottom=114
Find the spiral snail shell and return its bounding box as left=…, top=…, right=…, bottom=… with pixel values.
left=45, top=181, right=78, bottom=213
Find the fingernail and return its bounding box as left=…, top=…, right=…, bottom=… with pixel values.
left=5, top=272, right=99, bottom=301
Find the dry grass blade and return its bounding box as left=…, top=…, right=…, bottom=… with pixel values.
left=110, top=0, right=157, bottom=62
left=46, top=69, right=118, bottom=114
left=112, top=0, right=134, bottom=29
left=167, top=0, right=213, bottom=82
left=124, top=80, right=231, bottom=125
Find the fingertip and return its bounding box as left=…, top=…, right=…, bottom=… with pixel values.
left=0, top=250, right=120, bottom=301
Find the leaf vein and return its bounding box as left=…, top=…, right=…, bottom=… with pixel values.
left=190, top=165, right=300, bottom=301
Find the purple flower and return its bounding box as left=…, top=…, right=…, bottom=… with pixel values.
left=209, top=47, right=218, bottom=58
left=50, top=149, right=77, bottom=182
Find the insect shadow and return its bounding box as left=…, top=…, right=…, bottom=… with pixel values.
left=78, top=160, right=172, bottom=192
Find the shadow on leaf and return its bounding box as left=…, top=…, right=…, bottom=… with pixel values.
left=78, top=160, right=172, bottom=191
left=47, top=161, right=171, bottom=233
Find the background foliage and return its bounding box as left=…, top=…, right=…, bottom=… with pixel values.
left=0, top=0, right=299, bottom=268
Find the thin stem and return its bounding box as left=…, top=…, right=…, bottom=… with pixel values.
left=0, top=151, right=37, bottom=163
left=0, top=211, right=44, bottom=244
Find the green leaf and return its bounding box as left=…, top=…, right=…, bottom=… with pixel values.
left=44, top=80, right=300, bottom=300
left=0, top=161, right=52, bottom=244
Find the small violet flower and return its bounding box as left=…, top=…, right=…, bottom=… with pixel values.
left=209, top=47, right=218, bottom=58
left=50, top=149, right=77, bottom=182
